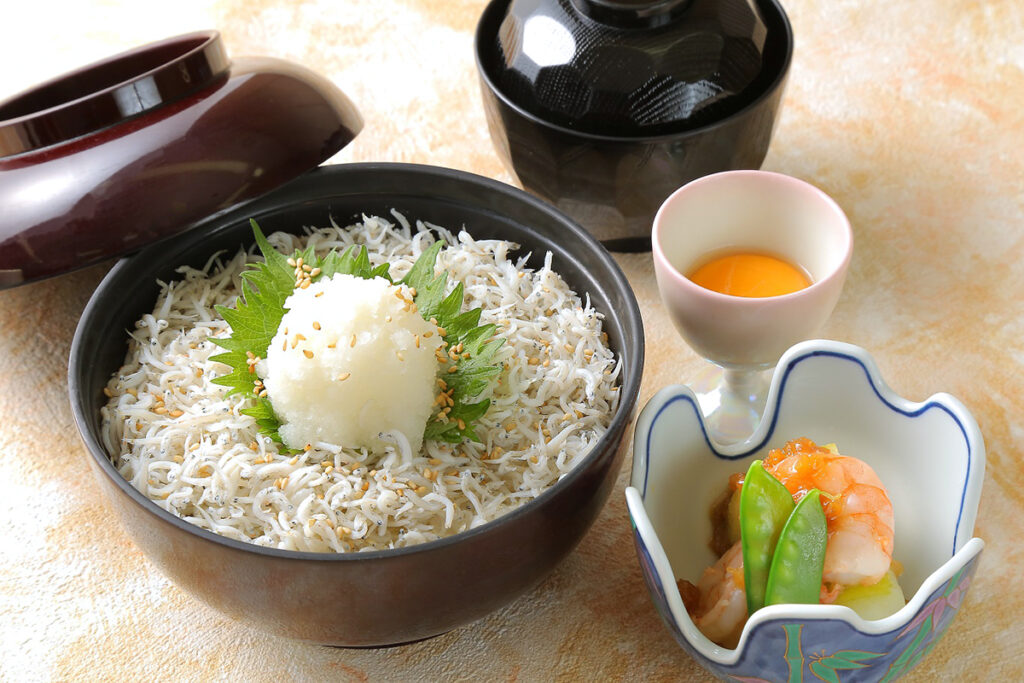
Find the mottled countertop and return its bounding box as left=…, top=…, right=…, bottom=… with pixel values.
left=1, top=1, right=1021, bottom=680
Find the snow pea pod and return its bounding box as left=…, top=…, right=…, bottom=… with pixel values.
left=765, top=489, right=828, bottom=606
left=740, top=459, right=795, bottom=615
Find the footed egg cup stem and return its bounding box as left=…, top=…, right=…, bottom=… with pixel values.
left=691, top=364, right=771, bottom=445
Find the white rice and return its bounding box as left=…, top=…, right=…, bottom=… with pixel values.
left=100, top=212, right=621, bottom=552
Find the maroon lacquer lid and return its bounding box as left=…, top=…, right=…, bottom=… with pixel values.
left=0, top=31, right=363, bottom=289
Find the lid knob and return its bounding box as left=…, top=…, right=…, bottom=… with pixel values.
left=569, top=0, right=691, bottom=28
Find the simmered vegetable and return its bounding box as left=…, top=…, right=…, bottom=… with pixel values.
left=740, top=460, right=795, bottom=614
left=834, top=569, right=907, bottom=619
left=765, top=489, right=827, bottom=606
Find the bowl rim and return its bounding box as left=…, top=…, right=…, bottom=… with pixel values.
left=68, top=161, right=645, bottom=564
left=624, top=338, right=986, bottom=664
left=0, top=31, right=228, bottom=157
left=473, top=0, right=795, bottom=144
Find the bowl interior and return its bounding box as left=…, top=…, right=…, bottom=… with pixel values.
left=71, top=162, right=645, bottom=560
left=632, top=341, right=983, bottom=601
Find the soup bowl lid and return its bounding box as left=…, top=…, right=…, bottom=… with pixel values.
left=0, top=30, right=362, bottom=290
left=478, top=0, right=792, bottom=137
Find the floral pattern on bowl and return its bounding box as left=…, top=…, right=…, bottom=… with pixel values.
left=625, top=339, right=985, bottom=682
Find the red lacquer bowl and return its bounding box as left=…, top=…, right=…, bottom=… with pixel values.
left=0, top=31, right=362, bottom=289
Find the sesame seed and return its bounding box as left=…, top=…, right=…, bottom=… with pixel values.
left=429, top=458, right=441, bottom=465
left=103, top=387, right=113, bottom=398
left=409, top=287, right=417, bottom=297
left=310, top=267, right=321, bottom=277
left=530, top=455, right=538, bottom=463
left=437, top=326, right=447, bottom=337
left=312, top=321, right=321, bottom=330
left=414, top=335, right=420, bottom=348
left=154, top=406, right=168, bottom=415
left=528, top=357, right=539, bottom=365
left=437, top=379, right=447, bottom=389
left=303, top=350, right=314, bottom=359
left=423, top=331, right=433, bottom=338
left=315, top=291, right=324, bottom=298
left=385, top=315, right=392, bottom=323
left=337, top=372, right=351, bottom=381
left=542, top=359, right=550, bottom=367
left=296, top=257, right=304, bottom=267
left=447, top=366, right=457, bottom=373
left=287, top=257, right=297, bottom=267
left=169, top=409, right=184, bottom=418
left=416, top=486, right=428, bottom=495
left=300, top=280, right=310, bottom=289
left=350, top=333, right=357, bottom=347
left=304, top=444, right=312, bottom=451
left=564, top=344, right=574, bottom=353
left=396, top=351, right=404, bottom=361
left=361, top=481, right=369, bottom=491
left=457, top=419, right=466, bottom=430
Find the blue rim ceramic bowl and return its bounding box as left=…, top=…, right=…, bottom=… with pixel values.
left=625, top=340, right=984, bottom=682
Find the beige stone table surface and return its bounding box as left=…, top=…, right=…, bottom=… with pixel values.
left=1, top=1, right=1022, bottom=681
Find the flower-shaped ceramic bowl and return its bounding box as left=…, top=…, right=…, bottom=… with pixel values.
left=625, top=340, right=985, bottom=682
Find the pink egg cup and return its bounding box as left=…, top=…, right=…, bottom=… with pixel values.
left=652, top=170, right=853, bottom=444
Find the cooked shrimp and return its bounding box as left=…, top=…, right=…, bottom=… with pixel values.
left=680, top=541, right=747, bottom=648
left=682, top=438, right=895, bottom=646
left=762, top=437, right=894, bottom=590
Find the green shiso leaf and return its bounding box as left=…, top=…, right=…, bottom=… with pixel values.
left=402, top=241, right=505, bottom=444
left=210, top=220, right=502, bottom=449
